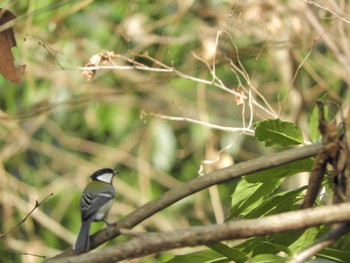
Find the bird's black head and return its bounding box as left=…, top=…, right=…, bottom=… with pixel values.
left=90, top=168, right=119, bottom=184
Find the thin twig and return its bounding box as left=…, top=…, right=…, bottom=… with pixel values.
left=303, top=3, right=350, bottom=85
left=303, top=0, right=350, bottom=24
left=8, top=250, right=46, bottom=259
left=148, top=112, right=255, bottom=134
left=81, top=52, right=277, bottom=119
left=79, top=65, right=173, bottom=72
left=279, top=38, right=317, bottom=116
left=0, top=193, right=54, bottom=237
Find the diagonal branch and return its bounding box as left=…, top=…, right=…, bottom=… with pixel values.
left=47, top=202, right=350, bottom=263
left=49, top=143, right=321, bottom=259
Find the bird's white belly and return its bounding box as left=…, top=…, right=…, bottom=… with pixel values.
left=93, top=200, right=113, bottom=221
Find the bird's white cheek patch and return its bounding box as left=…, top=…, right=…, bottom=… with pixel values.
left=96, top=173, right=114, bottom=184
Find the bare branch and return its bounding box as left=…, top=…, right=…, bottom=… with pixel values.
left=147, top=112, right=255, bottom=134
left=79, top=52, right=278, bottom=119
left=303, top=0, right=350, bottom=24
left=0, top=193, right=53, bottom=237
left=47, top=203, right=350, bottom=263
left=8, top=250, right=46, bottom=259
left=302, top=3, right=350, bottom=85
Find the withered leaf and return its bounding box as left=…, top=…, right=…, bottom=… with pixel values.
left=0, top=8, right=25, bottom=84
left=81, top=51, right=114, bottom=81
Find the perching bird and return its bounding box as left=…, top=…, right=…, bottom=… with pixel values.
left=73, top=168, right=119, bottom=252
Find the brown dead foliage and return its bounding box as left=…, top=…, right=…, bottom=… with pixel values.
left=0, top=8, right=25, bottom=84
left=81, top=50, right=115, bottom=81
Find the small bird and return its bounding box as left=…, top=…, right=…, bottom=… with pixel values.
left=73, top=168, right=119, bottom=252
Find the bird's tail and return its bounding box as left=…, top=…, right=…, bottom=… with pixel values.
left=73, top=220, right=92, bottom=252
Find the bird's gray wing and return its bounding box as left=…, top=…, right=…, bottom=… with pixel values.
left=80, top=190, right=114, bottom=220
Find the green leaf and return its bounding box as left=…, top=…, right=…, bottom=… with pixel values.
left=246, top=187, right=306, bottom=218
left=229, top=178, right=282, bottom=218
left=207, top=242, right=248, bottom=263
left=246, top=159, right=314, bottom=183
left=309, top=105, right=321, bottom=143
left=235, top=236, right=266, bottom=254
left=317, top=248, right=350, bottom=263
left=309, top=259, right=341, bottom=263
left=251, top=254, right=287, bottom=263
left=254, top=119, right=304, bottom=147
left=236, top=235, right=298, bottom=257
left=250, top=241, right=292, bottom=257
left=288, top=227, right=319, bottom=254
left=166, top=250, right=229, bottom=263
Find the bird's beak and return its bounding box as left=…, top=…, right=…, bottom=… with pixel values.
left=113, top=169, right=120, bottom=175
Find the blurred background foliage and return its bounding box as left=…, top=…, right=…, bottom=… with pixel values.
left=0, top=0, right=349, bottom=262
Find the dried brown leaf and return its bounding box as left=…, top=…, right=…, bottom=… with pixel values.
left=81, top=50, right=115, bottom=81
left=0, top=8, right=25, bottom=84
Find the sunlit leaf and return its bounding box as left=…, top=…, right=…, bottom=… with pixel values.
left=254, top=119, right=304, bottom=147
left=229, top=178, right=282, bottom=218
left=309, top=105, right=321, bottom=143
left=288, top=227, right=319, bottom=254
left=246, top=159, right=313, bottom=183
left=246, top=187, right=306, bottom=218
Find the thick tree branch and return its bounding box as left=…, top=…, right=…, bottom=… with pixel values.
left=48, top=203, right=350, bottom=263
left=49, top=143, right=321, bottom=259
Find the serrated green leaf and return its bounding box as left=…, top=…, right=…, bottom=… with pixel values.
left=207, top=243, right=247, bottom=263
left=254, top=119, right=304, bottom=147
left=246, top=159, right=314, bottom=183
